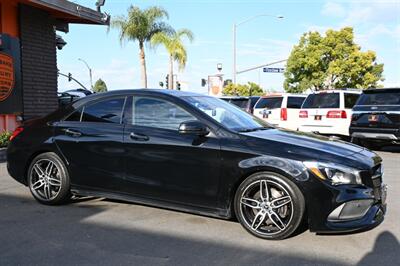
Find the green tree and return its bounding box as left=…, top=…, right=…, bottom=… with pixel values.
left=93, top=79, right=108, bottom=93
left=111, top=6, right=172, bottom=88
left=284, top=27, right=384, bottom=93
left=151, top=29, right=194, bottom=89
left=223, top=82, right=264, bottom=96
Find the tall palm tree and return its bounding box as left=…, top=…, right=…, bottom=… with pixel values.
left=111, top=6, right=172, bottom=88
left=151, top=29, right=194, bottom=89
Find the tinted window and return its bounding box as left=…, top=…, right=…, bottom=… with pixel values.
left=287, top=97, right=306, bottom=109
left=249, top=97, right=260, bottom=108
left=81, top=98, right=125, bottom=123
left=344, top=93, right=360, bottom=108
left=229, top=99, right=249, bottom=109
left=356, top=91, right=400, bottom=105
left=65, top=109, right=82, bottom=122
left=255, top=97, right=283, bottom=109
left=132, top=97, right=196, bottom=130
left=302, top=93, right=339, bottom=108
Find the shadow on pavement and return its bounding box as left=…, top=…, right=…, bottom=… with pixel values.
left=380, top=145, right=400, bottom=153
left=0, top=193, right=399, bottom=265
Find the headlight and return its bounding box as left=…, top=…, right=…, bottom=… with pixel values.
left=303, top=161, right=362, bottom=185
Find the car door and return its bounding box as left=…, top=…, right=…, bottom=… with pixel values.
left=122, top=95, right=221, bottom=208
left=53, top=97, right=126, bottom=191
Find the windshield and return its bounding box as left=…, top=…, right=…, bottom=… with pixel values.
left=183, top=96, right=271, bottom=132
left=356, top=91, right=400, bottom=105
left=302, top=93, right=340, bottom=108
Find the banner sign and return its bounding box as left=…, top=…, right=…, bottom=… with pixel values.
left=0, top=34, right=22, bottom=114
left=208, top=75, right=223, bottom=97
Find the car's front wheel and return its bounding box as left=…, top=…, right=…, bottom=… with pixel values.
left=27, top=152, right=71, bottom=205
left=234, top=172, right=305, bottom=240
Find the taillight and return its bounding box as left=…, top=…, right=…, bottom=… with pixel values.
left=327, top=110, right=347, bottom=119
left=10, top=127, right=24, bottom=141
left=299, top=110, right=308, bottom=118
left=280, top=108, right=287, bottom=121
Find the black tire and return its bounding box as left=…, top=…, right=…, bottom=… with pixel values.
left=27, top=152, right=71, bottom=205
left=234, top=172, right=305, bottom=240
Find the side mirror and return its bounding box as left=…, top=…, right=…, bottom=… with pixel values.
left=178, top=120, right=210, bottom=136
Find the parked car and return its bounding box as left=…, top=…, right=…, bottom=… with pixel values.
left=298, top=90, right=361, bottom=138
left=253, top=93, right=307, bottom=130
left=7, top=89, right=386, bottom=240
left=58, top=89, right=92, bottom=107
left=220, top=96, right=260, bottom=114
left=350, top=88, right=400, bottom=149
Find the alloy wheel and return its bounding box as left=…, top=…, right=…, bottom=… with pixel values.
left=239, top=178, right=293, bottom=236
left=29, top=159, right=62, bottom=201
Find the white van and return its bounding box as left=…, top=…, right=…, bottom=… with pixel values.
left=298, top=90, right=361, bottom=137
left=253, top=94, right=307, bottom=130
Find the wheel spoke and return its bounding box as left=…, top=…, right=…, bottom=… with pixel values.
left=241, top=197, right=261, bottom=209
left=260, top=180, right=270, bottom=201
left=45, top=161, right=55, bottom=176
left=268, top=211, right=286, bottom=231
left=32, top=179, right=44, bottom=190
left=271, top=196, right=292, bottom=209
left=251, top=210, right=267, bottom=230
left=43, top=184, right=52, bottom=199
left=48, top=178, right=61, bottom=187
left=33, top=164, right=45, bottom=177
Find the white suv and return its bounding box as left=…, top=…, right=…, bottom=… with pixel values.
left=298, top=90, right=361, bottom=137
left=253, top=93, right=307, bottom=130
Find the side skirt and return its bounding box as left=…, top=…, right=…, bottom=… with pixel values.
left=71, top=186, right=232, bottom=220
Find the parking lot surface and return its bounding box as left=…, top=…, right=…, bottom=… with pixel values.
left=1, top=148, right=399, bottom=266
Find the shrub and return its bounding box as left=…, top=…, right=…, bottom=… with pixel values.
left=0, top=131, right=12, bottom=148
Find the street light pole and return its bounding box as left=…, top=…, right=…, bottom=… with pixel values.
left=78, top=58, right=93, bottom=90
left=233, top=14, right=283, bottom=84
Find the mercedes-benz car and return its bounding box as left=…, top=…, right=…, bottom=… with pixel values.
left=7, top=89, right=387, bottom=240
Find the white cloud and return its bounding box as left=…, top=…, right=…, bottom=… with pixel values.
left=321, top=2, right=346, bottom=17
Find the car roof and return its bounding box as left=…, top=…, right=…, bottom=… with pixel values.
left=363, top=88, right=400, bottom=93
left=309, top=89, right=361, bottom=94
left=260, top=93, right=307, bottom=98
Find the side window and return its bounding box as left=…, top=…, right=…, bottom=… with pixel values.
left=65, top=109, right=82, bottom=122
left=131, top=97, right=196, bottom=130
left=81, top=97, right=125, bottom=123
left=344, top=93, right=360, bottom=109
left=287, top=97, right=306, bottom=109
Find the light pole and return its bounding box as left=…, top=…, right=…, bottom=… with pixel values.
left=233, top=14, right=283, bottom=84
left=78, top=58, right=93, bottom=90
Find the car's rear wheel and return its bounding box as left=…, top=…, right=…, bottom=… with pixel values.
left=27, top=152, right=71, bottom=205
left=234, top=172, right=305, bottom=240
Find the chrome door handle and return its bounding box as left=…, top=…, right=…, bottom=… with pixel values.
left=65, top=129, right=82, bottom=137
left=130, top=132, right=149, bottom=141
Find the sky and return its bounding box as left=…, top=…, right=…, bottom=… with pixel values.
left=58, top=0, right=400, bottom=94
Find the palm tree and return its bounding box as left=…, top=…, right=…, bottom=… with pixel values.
left=111, top=6, right=172, bottom=88
left=151, top=29, right=194, bottom=89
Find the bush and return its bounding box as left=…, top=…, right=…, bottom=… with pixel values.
left=0, top=131, right=12, bottom=148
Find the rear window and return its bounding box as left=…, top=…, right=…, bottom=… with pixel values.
left=302, top=93, right=339, bottom=109
left=255, top=97, right=283, bottom=109
left=356, top=91, right=400, bottom=105
left=249, top=97, right=260, bottom=108
left=287, top=97, right=306, bottom=109
left=229, top=99, right=249, bottom=109
left=344, top=93, right=360, bottom=108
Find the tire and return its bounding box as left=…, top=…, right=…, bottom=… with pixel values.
left=27, top=152, right=71, bottom=205
left=234, top=172, right=305, bottom=240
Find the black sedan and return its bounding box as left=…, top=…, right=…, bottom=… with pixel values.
left=7, top=89, right=387, bottom=240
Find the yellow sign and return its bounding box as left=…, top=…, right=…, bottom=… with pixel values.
left=0, top=53, right=14, bottom=102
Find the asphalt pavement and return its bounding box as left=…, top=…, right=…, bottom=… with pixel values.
left=1, top=147, right=399, bottom=265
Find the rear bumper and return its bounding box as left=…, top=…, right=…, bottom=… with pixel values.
left=350, top=127, right=400, bottom=141
left=299, top=124, right=349, bottom=136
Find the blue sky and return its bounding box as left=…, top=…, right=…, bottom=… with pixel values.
left=58, top=0, right=400, bottom=94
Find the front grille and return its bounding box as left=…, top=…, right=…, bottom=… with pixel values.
left=360, top=163, right=383, bottom=201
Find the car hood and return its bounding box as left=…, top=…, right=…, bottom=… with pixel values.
left=241, top=128, right=367, bottom=159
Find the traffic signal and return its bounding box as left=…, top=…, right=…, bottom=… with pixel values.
left=159, top=81, right=164, bottom=88
left=68, top=73, right=72, bottom=82
left=165, top=75, right=169, bottom=89
left=176, top=82, right=181, bottom=90
left=201, top=78, right=207, bottom=87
